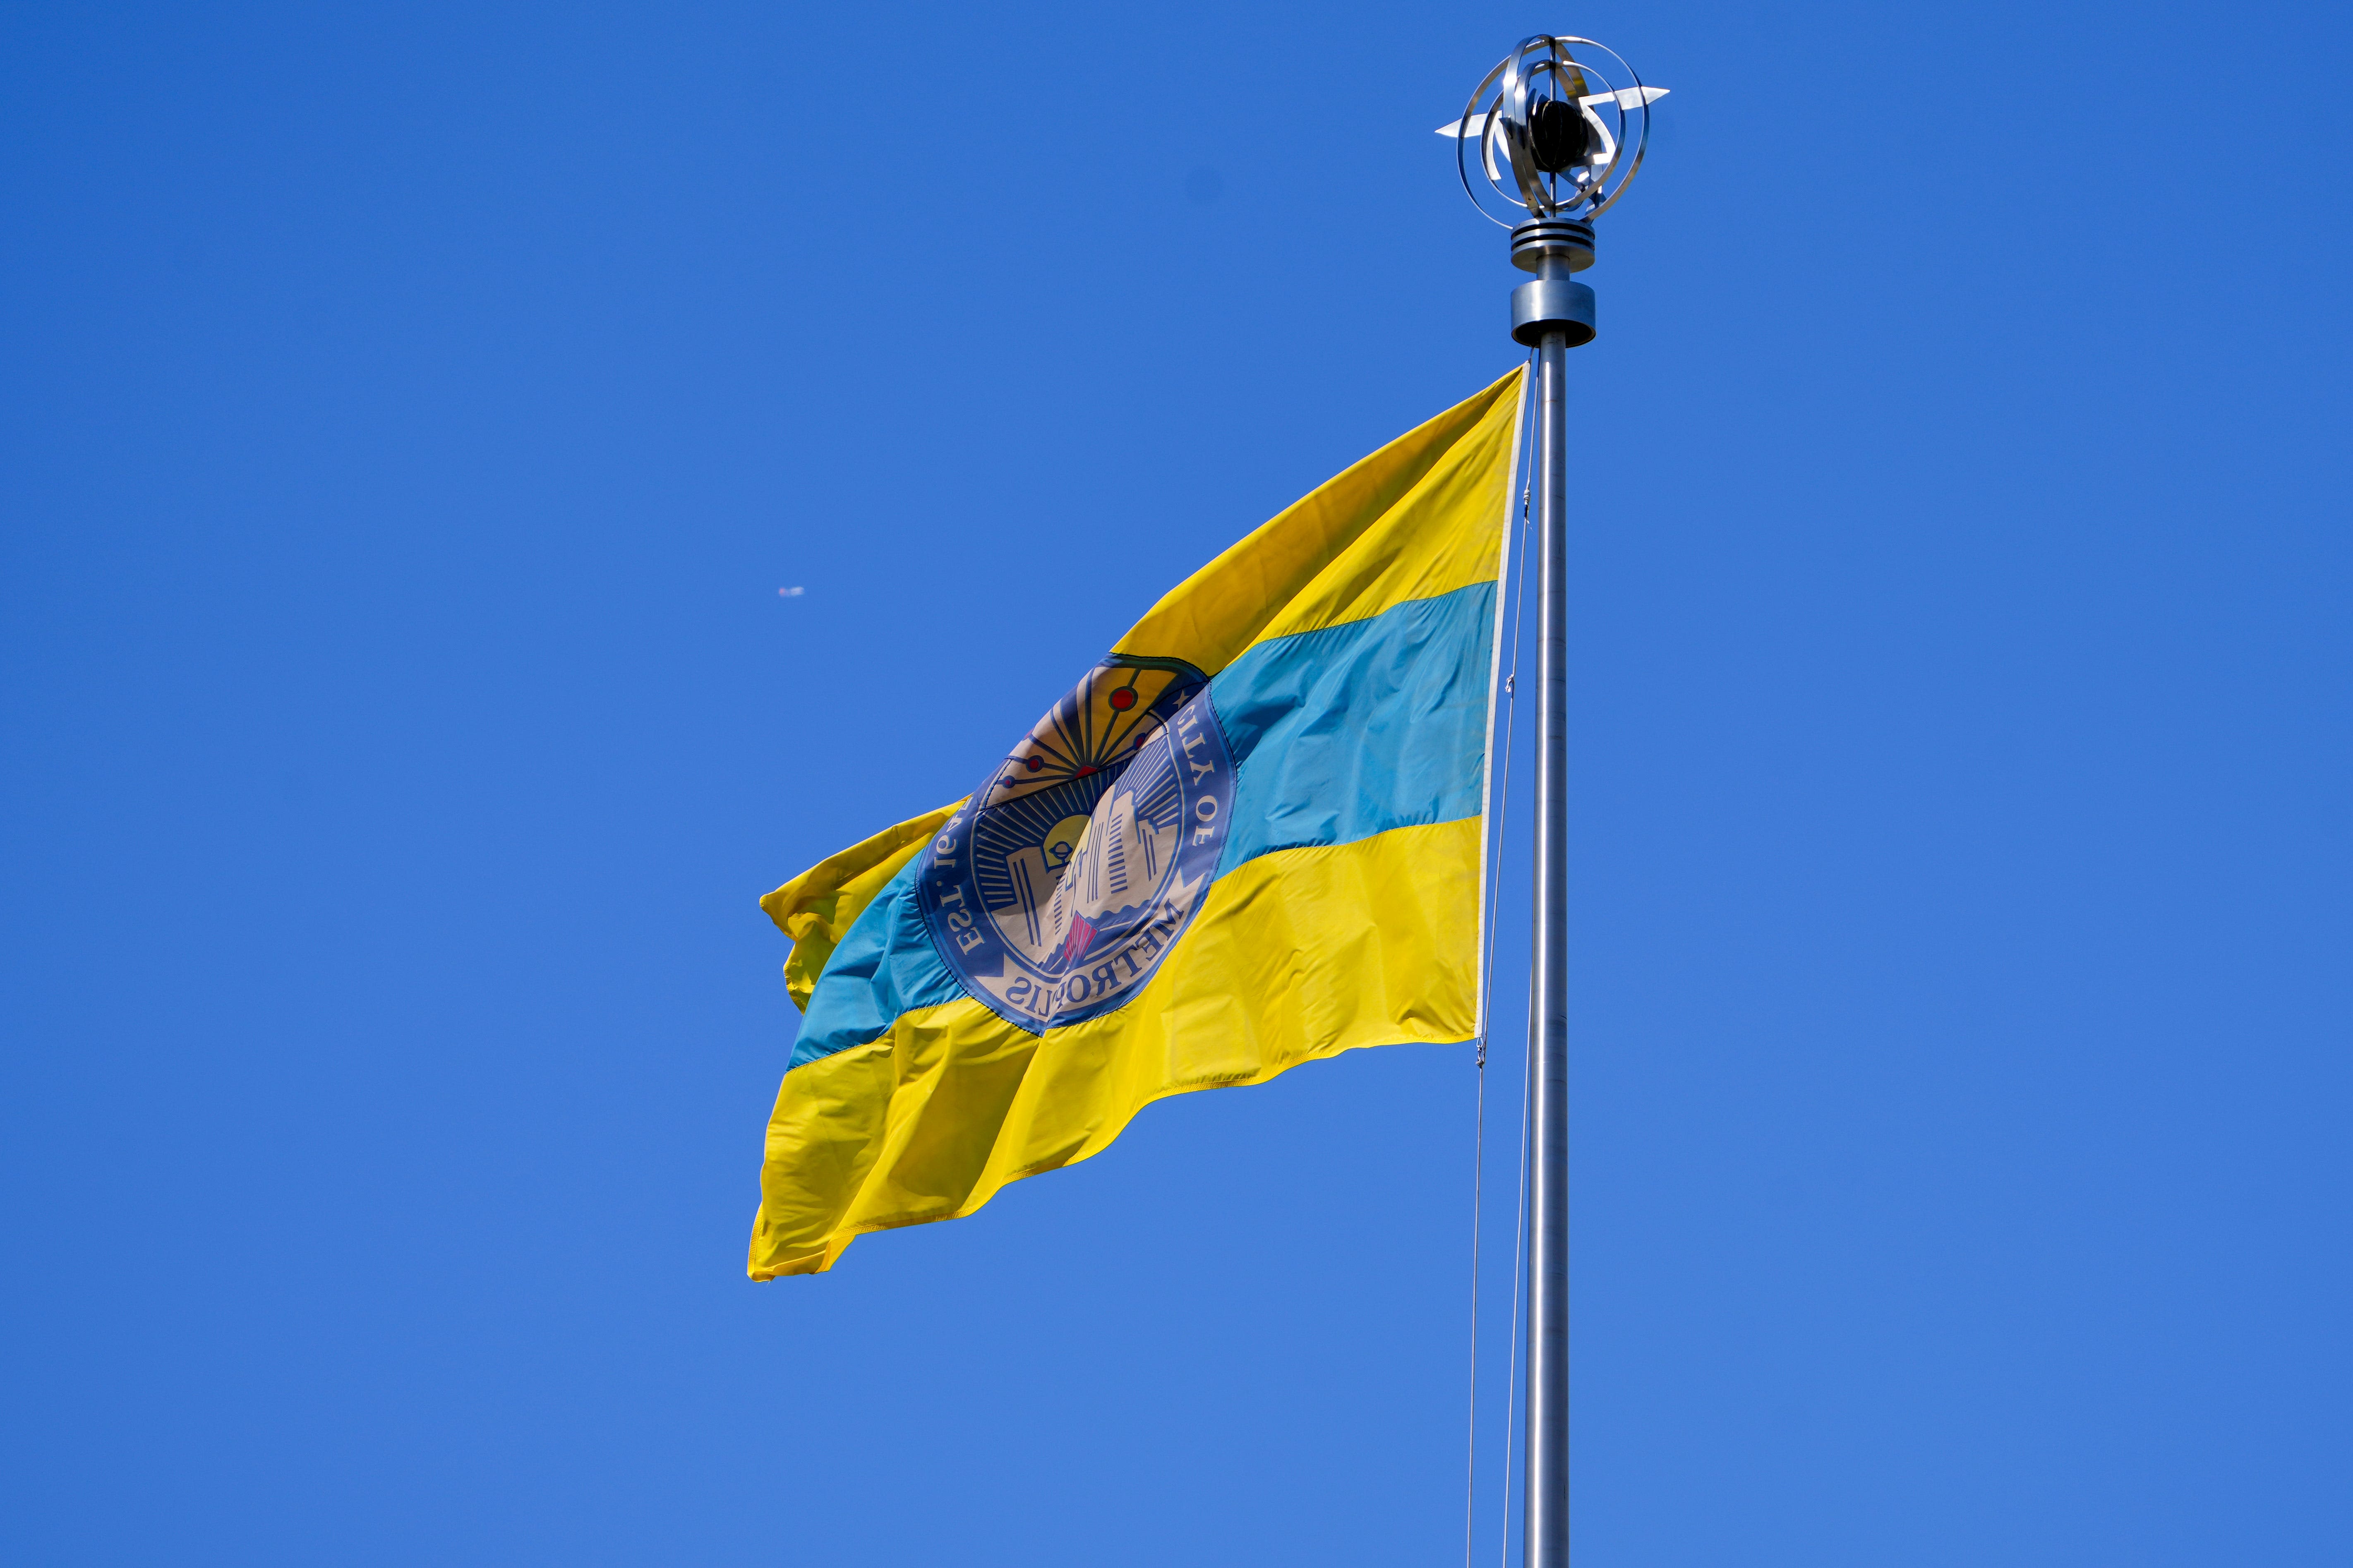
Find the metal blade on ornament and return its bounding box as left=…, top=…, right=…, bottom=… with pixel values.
left=1430, top=115, right=1511, bottom=184
left=1579, top=85, right=1669, bottom=110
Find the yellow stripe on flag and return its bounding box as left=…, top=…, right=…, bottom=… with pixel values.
left=1113, top=368, right=1523, bottom=673
left=751, top=817, right=1481, bottom=1278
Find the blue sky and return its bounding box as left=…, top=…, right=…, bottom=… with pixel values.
left=4, top=2, right=2349, bottom=1563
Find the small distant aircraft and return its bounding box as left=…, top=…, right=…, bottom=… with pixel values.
left=1436, top=85, right=1669, bottom=184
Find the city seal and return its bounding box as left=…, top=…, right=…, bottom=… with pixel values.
left=917, top=654, right=1235, bottom=1032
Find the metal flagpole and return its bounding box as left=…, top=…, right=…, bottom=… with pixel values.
left=1442, top=36, right=1662, bottom=1568
left=1524, top=291, right=1576, bottom=1568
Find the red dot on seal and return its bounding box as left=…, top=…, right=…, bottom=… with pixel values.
left=1024, top=756, right=1043, bottom=772
left=1076, top=766, right=1098, bottom=778
left=1109, top=687, right=1137, bottom=711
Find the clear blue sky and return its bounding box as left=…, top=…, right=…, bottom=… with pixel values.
left=5, top=3, right=2348, bottom=1563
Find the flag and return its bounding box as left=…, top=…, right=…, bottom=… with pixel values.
left=751, top=367, right=1527, bottom=1277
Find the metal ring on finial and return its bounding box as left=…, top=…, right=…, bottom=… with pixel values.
left=1454, top=35, right=1653, bottom=228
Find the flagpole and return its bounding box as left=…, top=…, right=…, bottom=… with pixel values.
left=1514, top=219, right=1590, bottom=1568
left=1449, top=36, right=1657, bottom=1568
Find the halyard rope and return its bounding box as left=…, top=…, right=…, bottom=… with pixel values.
left=1466, top=357, right=1538, bottom=1568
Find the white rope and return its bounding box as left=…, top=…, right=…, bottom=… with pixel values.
left=1465, top=365, right=1538, bottom=1568
left=1497, top=987, right=1533, bottom=1568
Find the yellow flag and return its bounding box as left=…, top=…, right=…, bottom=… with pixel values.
left=753, top=367, right=1526, bottom=1276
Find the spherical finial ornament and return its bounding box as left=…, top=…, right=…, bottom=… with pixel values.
left=1453, top=36, right=1657, bottom=227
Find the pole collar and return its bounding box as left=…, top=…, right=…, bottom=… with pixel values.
left=1511, top=280, right=1595, bottom=347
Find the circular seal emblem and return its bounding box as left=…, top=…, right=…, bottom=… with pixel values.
left=918, top=655, right=1235, bottom=1032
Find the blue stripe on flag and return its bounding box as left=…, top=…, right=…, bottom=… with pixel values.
left=790, top=855, right=964, bottom=1069
left=1208, top=582, right=1495, bottom=875
left=789, top=582, right=1496, bottom=1067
